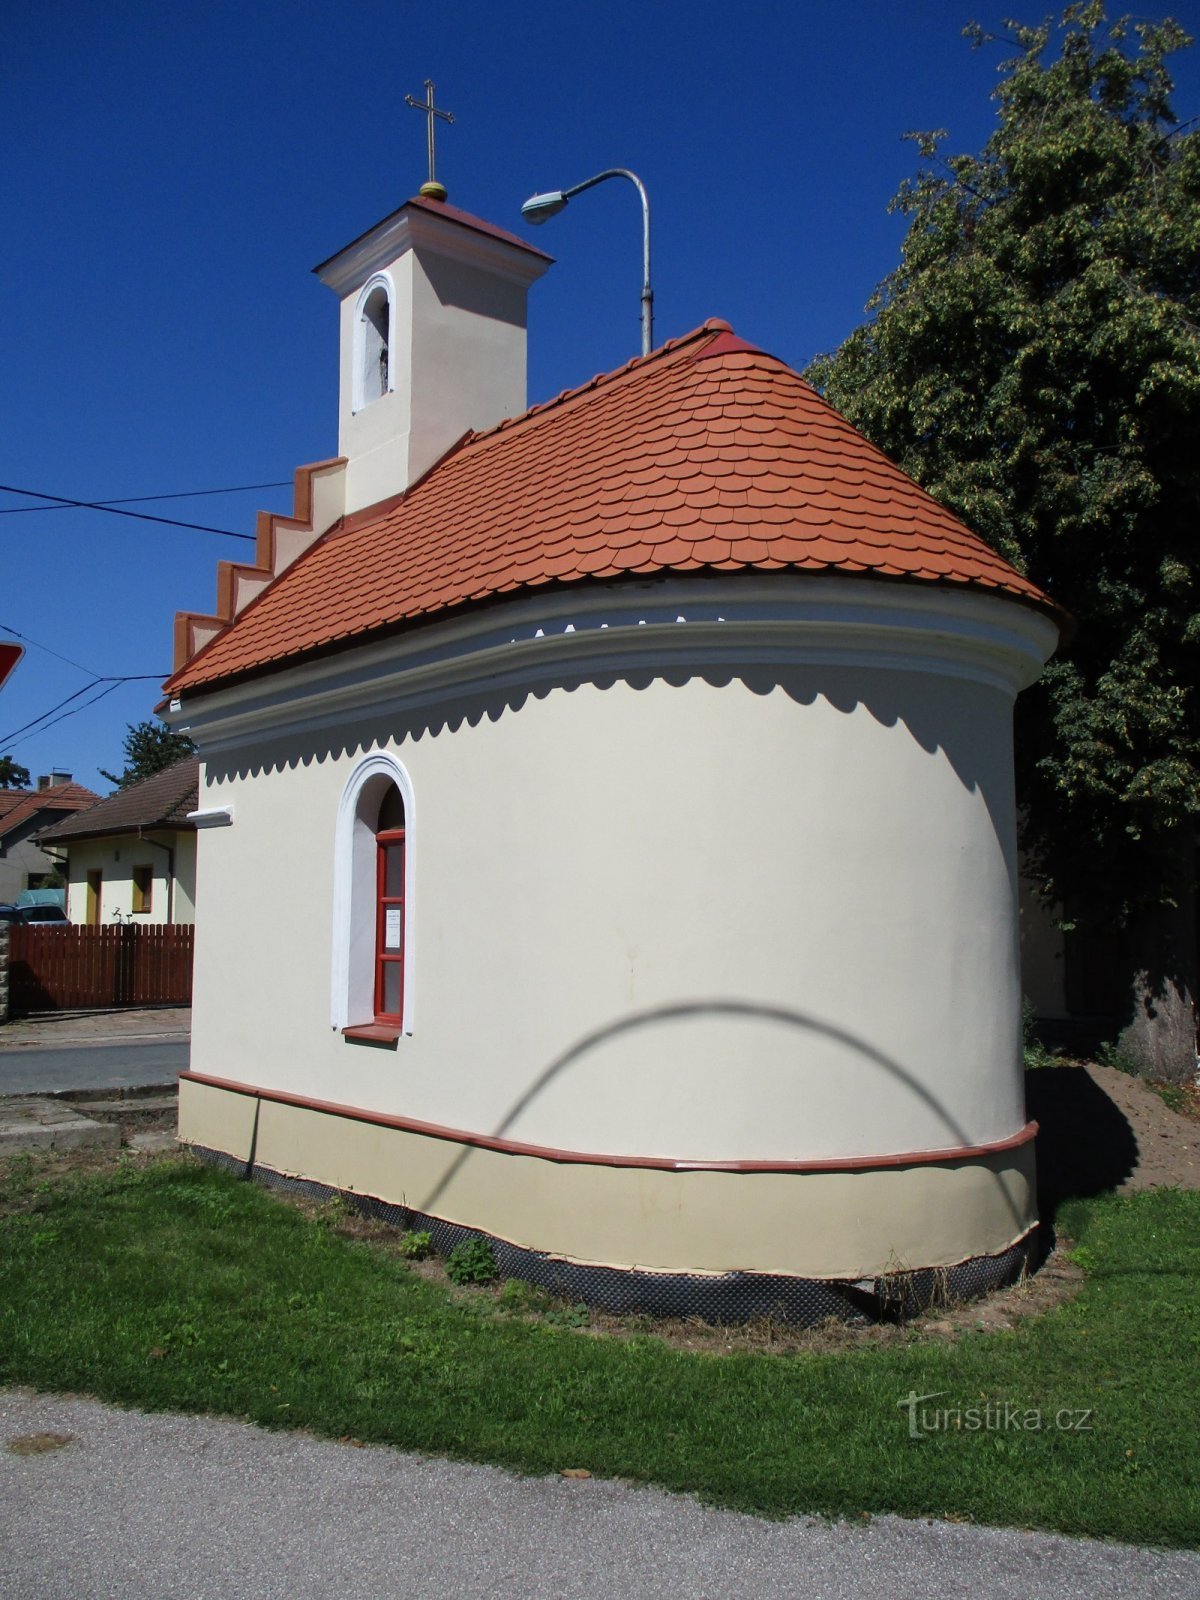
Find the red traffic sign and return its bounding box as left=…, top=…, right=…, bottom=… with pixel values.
left=0, top=641, right=24, bottom=691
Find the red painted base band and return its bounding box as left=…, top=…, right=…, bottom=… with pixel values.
left=180, top=1069, right=1038, bottom=1176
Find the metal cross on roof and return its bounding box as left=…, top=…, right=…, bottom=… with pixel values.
left=404, top=79, right=454, bottom=200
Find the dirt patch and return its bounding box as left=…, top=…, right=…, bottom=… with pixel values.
left=1079, top=1063, right=1200, bottom=1190
left=0, top=1144, right=191, bottom=1219
left=6, top=1431, right=73, bottom=1456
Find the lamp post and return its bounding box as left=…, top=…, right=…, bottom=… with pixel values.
left=521, top=169, right=653, bottom=358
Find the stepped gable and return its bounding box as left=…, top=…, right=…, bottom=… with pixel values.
left=165, top=319, right=1057, bottom=696
left=171, top=456, right=346, bottom=674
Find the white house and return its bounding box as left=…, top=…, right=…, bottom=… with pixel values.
left=37, top=757, right=199, bottom=926
left=164, top=192, right=1061, bottom=1321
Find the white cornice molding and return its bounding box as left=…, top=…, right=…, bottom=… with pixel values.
left=165, top=576, right=1059, bottom=754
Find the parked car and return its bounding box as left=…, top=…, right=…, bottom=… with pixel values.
left=0, top=903, right=68, bottom=925
left=19, top=904, right=68, bottom=924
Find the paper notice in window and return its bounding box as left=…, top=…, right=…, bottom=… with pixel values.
left=385, top=908, right=402, bottom=951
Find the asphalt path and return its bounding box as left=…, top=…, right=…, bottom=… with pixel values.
left=1, top=1389, right=1195, bottom=1600
left=0, top=1038, right=188, bottom=1095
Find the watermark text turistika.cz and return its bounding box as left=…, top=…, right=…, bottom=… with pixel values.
left=898, top=1391, right=1094, bottom=1440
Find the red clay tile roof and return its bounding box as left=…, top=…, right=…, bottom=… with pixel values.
left=166, top=320, right=1057, bottom=696
left=0, top=783, right=100, bottom=840
left=36, top=758, right=199, bottom=843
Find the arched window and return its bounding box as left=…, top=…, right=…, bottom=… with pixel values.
left=355, top=278, right=392, bottom=410
left=331, top=752, right=415, bottom=1038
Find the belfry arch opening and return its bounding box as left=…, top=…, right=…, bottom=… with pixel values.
left=358, top=282, right=391, bottom=408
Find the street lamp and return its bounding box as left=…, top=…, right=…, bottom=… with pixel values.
left=521, top=168, right=653, bottom=358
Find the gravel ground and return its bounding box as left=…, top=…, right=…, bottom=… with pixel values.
left=2, top=1389, right=1197, bottom=1600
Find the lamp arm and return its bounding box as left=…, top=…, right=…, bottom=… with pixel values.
left=563, top=169, right=653, bottom=356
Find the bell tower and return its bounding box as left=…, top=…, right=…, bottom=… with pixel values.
left=314, top=196, right=552, bottom=517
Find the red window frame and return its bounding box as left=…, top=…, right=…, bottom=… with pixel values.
left=374, top=826, right=405, bottom=1023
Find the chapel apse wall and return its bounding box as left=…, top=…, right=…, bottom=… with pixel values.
left=187, top=656, right=1026, bottom=1170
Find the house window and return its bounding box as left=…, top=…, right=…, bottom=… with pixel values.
left=331, top=751, right=415, bottom=1038
left=374, top=786, right=405, bottom=1022
left=131, top=865, right=153, bottom=915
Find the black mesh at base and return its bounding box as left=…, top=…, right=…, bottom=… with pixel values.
left=190, top=1143, right=1037, bottom=1326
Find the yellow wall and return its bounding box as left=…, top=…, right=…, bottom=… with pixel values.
left=65, top=831, right=196, bottom=925
left=180, top=1077, right=1037, bottom=1280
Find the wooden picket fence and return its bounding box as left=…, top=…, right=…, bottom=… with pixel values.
left=7, top=924, right=194, bottom=1015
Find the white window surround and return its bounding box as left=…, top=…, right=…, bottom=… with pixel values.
left=331, top=750, right=416, bottom=1035
left=352, top=271, right=396, bottom=414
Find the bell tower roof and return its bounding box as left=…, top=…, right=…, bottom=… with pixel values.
left=312, top=194, right=553, bottom=295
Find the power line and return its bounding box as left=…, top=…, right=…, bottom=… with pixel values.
left=0, top=480, right=291, bottom=514
left=5, top=679, right=127, bottom=751
left=0, top=621, right=100, bottom=678
left=1, top=682, right=103, bottom=747
left=0, top=483, right=256, bottom=542
left=1, top=673, right=167, bottom=749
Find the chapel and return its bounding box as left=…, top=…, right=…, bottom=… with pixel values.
left=165, top=184, right=1060, bottom=1321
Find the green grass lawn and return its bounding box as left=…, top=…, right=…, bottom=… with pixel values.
left=1, top=1154, right=1197, bottom=1548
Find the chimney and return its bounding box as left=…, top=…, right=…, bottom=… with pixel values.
left=37, top=771, right=71, bottom=791
left=314, top=197, right=552, bottom=517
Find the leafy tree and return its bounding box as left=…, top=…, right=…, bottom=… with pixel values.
left=0, top=755, right=30, bottom=789
left=807, top=5, right=1200, bottom=1079
left=100, top=720, right=196, bottom=791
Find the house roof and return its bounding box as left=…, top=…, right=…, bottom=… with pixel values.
left=35, top=758, right=199, bottom=844
left=165, top=319, right=1058, bottom=697
left=0, top=782, right=100, bottom=840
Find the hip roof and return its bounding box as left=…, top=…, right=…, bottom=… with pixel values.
left=166, top=320, right=1057, bottom=696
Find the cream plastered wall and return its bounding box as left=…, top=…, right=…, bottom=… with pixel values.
left=329, top=221, right=545, bottom=515
left=335, top=253, right=413, bottom=513
left=180, top=1078, right=1037, bottom=1277
left=65, top=832, right=196, bottom=925
left=185, top=625, right=1039, bottom=1168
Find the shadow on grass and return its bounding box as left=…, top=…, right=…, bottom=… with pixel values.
left=1025, top=1066, right=1139, bottom=1241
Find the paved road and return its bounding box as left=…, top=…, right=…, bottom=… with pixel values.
left=0, top=1039, right=188, bottom=1095
left=1, top=1390, right=1196, bottom=1600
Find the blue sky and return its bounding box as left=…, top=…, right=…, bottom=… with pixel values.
left=4, top=0, right=1198, bottom=792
